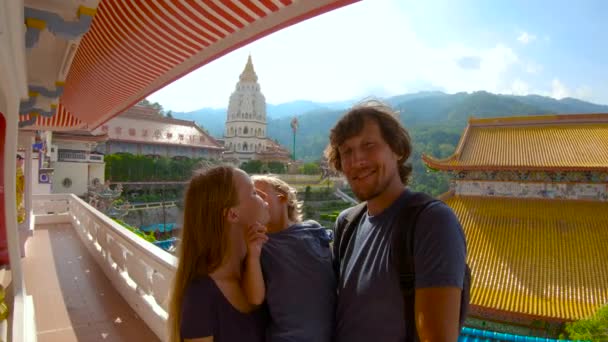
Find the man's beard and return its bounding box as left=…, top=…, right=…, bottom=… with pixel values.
left=352, top=176, right=388, bottom=202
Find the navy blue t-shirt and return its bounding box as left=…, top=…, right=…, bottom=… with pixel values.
left=261, top=221, right=336, bottom=342
left=180, top=276, right=267, bottom=342
left=334, top=189, right=467, bottom=342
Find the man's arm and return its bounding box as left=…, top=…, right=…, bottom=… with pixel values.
left=185, top=337, right=213, bottom=342
left=411, top=203, right=467, bottom=342
left=415, top=287, right=461, bottom=342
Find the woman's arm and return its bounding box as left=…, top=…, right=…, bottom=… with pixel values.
left=242, top=223, right=268, bottom=305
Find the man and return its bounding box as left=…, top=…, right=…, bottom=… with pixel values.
left=325, top=101, right=467, bottom=342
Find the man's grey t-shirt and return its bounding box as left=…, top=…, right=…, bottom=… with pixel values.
left=334, top=189, right=467, bottom=342
left=261, top=220, right=336, bottom=342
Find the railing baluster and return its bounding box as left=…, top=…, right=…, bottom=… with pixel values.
left=33, top=193, right=176, bottom=340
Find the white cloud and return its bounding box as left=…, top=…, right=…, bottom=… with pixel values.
left=147, top=1, right=524, bottom=111
left=517, top=32, right=536, bottom=44
left=507, top=79, right=594, bottom=102
left=551, top=78, right=570, bottom=99
left=510, top=79, right=530, bottom=95
left=575, top=85, right=592, bottom=100
left=524, top=61, right=543, bottom=74
left=421, top=43, right=519, bottom=95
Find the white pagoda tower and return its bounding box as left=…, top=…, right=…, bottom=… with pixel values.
left=223, top=55, right=269, bottom=163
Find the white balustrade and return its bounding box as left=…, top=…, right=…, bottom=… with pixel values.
left=32, top=194, right=177, bottom=341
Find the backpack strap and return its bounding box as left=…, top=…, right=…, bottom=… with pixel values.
left=395, top=191, right=471, bottom=331
left=393, top=192, right=439, bottom=334
left=395, top=192, right=439, bottom=292
left=333, top=202, right=367, bottom=275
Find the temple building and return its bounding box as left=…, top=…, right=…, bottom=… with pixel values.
left=423, top=113, right=608, bottom=333
left=92, top=105, right=223, bottom=159
left=0, top=2, right=358, bottom=341
left=222, top=56, right=291, bottom=165
left=51, top=130, right=107, bottom=197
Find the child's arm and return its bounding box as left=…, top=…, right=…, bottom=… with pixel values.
left=242, top=223, right=268, bottom=306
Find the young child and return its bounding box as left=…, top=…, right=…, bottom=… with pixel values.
left=242, top=175, right=336, bottom=342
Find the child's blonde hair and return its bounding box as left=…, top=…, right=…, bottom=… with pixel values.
left=251, top=175, right=303, bottom=223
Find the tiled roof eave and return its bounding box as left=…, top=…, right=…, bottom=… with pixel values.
left=424, top=163, right=608, bottom=172
left=108, top=138, right=223, bottom=150
left=469, top=304, right=573, bottom=324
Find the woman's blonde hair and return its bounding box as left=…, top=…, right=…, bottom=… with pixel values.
left=251, top=174, right=302, bottom=223
left=168, top=166, right=239, bottom=342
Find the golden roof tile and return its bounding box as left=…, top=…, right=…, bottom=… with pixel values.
left=423, top=113, right=608, bottom=171
left=445, top=195, right=608, bottom=320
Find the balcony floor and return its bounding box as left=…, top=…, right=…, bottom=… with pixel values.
left=23, top=223, right=159, bottom=342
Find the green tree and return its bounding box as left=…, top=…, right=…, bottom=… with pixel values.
left=104, top=154, right=204, bottom=182
left=304, top=186, right=311, bottom=202
left=563, top=304, right=608, bottom=341
left=241, top=160, right=263, bottom=174
left=267, top=161, right=286, bottom=174
left=300, top=162, right=321, bottom=175
left=438, top=143, right=456, bottom=158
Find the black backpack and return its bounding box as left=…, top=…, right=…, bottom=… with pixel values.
left=334, top=191, right=471, bottom=332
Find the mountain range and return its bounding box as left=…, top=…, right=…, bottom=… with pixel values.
left=172, top=91, right=608, bottom=161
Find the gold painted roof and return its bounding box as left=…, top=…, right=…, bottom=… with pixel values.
left=423, top=114, right=608, bottom=171
left=446, top=195, right=608, bottom=320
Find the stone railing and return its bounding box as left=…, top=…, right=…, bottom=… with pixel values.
left=334, top=188, right=359, bottom=205
left=33, top=194, right=176, bottom=340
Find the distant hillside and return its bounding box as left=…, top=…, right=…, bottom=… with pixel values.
left=173, top=91, right=608, bottom=151
left=271, top=91, right=608, bottom=162
left=172, top=91, right=607, bottom=197
left=266, top=99, right=355, bottom=119
left=172, top=108, right=226, bottom=137
left=172, top=99, right=356, bottom=137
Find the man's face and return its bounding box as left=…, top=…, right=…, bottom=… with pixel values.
left=338, top=119, right=401, bottom=201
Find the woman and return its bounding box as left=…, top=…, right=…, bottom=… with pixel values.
left=168, top=166, right=270, bottom=342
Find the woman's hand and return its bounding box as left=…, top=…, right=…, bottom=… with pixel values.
left=246, top=222, right=268, bottom=259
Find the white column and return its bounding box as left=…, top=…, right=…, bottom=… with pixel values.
left=24, top=136, right=33, bottom=231
left=4, top=100, right=24, bottom=282
left=18, top=132, right=35, bottom=257
left=1, top=0, right=27, bottom=287
left=1, top=1, right=30, bottom=341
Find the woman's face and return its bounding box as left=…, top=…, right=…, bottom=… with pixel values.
left=231, top=169, right=270, bottom=226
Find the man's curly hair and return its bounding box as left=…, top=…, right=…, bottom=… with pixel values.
left=324, top=100, right=413, bottom=185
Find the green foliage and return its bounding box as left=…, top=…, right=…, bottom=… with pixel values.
left=304, top=186, right=312, bottom=201
left=105, top=154, right=209, bottom=182
left=113, top=219, right=157, bottom=243
left=299, top=162, right=321, bottom=175
left=407, top=125, right=461, bottom=196
left=564, top=304, right=608, bottom=341
left=241, top=160, right=287, bottom=174
left=240, top=160, right=263, bottom=174
left=267, top=161, right=286, bottom=174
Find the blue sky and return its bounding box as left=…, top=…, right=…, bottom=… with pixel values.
left=148, top=0, right=608, bottom=112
